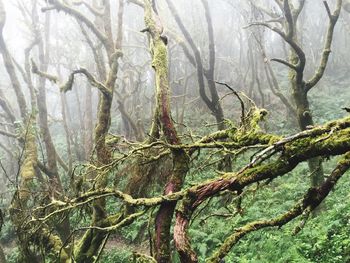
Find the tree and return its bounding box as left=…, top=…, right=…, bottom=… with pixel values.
left=247, top=0, right=342, bottom=187
left=164, top=0, right=226, bottom=131
left=0, top=1, right=349, bottom=263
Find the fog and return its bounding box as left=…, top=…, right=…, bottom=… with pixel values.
left=1, top=1, right=348, bottom=129
left=0, top=0, right=350, bottom=262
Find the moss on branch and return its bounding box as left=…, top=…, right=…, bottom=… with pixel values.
left=207, top=151, right=350, bottom=262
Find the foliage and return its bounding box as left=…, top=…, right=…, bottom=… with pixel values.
left=0, top=0, right=350, bottom=262
left=6, top=247, right=19, bottom=263
left=100, top=248, right=133, bottom=263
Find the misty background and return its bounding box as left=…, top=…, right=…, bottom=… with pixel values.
left=1, top=0, right=350, bottom=262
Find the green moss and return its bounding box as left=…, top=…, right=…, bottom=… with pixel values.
left=225, top=107, right=281, bottom=146
left=17, top=115, right=38, bottom=201
left=41, top=228, right=70, bottom=263
left=152, top=39, right=168, bottom=75
left=105, top=134, right=121, bottom=146
left=60, top=73, right=74, bottom=93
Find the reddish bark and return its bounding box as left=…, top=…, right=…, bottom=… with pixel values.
left=174, top=212, right=198, bottom=263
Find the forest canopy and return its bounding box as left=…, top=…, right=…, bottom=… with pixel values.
left=0, top=0, right=350, bottom=262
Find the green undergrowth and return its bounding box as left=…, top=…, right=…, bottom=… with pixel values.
left=183, top=158, right=350, bottom=262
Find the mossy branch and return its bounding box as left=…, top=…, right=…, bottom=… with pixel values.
left=21, top=115, right=350, bottom=263
left=31, top=59, right=58, bottom=83
left=27, top=116, right=350, bottom=226
left=60, top=68, right=112, bottom=96
left=78, top=211, right=145, bottom=233
left=207, top=151, right=350, bottom=263
left=173, top=116, right=350, bottom=262
left=28, top=187, right=182, bottom=226
left=133, top=252, right=157, bottom=263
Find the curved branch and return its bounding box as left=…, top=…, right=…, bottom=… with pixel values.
left=78, top=22, right=106, bottom=80
left=165, top=29, right=196, bottom=67
left=305, top=0, right=342, bottom=92
left=0, top=92, right=16, bottom=123
left=0, top=0, right=27, bottom=119
left=165, top=0, right=216, bottom=113
left=245, top=22, right=306, bottom=71
left=173, top=117, right=350, bottom=262
left=248, top=0, right=281, bottom=19
left=60, top=68, right=112, bottom=96
left=31, top=59, right=58, bottom=83
left=45, top=0, right=110, bottom=52
left=127, top=0, right=144, bottom=8
left=262, top=59, right=297, bottom=115
left=283, top=0, right=294, bottom=38
left=72, top=0, right=104, bottom=16
left=215, top=81, right=245, bottom=123
left=271, top=57, right=297, bottom=71
left=207, top=151, right=350, bottom=262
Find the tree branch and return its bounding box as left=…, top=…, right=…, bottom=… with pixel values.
left=215, top=81, right=245, bottom=123
left=0, top=129, right=16, bottom=138
left=245, top=22, right=306, bottom=71
left=0, top=0, right=27, bottom=119
left=165, top=0, right=216, bottom=113
left=271, top=57, right=297, bottom=71
left=72, top=0, right=104, bottom=16
left=127, top=0, right=145, bottom=8
left=208, top=150, right=350, bottom=262
left=283, top=0, right=294, bottom=38
left=60, top=68, right=112, bottom=96
left=249, top=0, right=281, bottom=19
left=305, top=0, right=342, bottom=92
left=45, top=0, right=110, bottom=52
left=323, top=1, right=332, bottom=19
left=31, top=59, right=58, bottom=83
